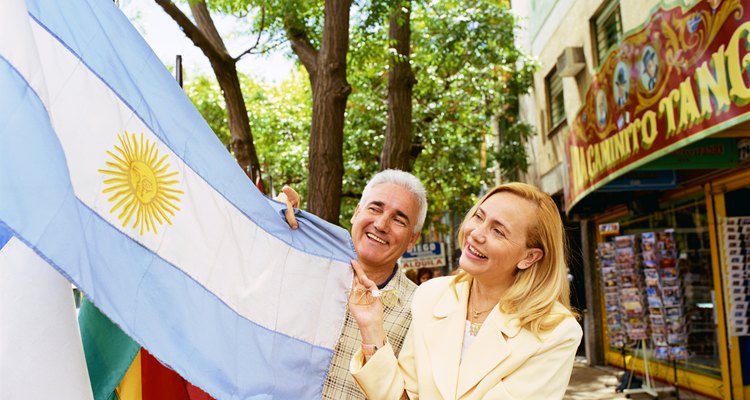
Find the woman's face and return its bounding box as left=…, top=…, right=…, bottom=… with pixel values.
left=459, top=191, right=540, bottom=284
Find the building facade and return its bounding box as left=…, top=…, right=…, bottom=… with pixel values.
left=512, top=0, right=750, bottom=398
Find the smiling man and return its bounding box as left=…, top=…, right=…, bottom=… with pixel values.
left=327, top=170, right=426, bottom=399
left=278, top=169, right=427, bottom=399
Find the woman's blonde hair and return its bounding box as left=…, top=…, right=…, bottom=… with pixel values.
left=453, top=182, right=576, bottom=334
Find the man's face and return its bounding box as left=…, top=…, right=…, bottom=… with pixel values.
left=351, top=183, right=421, bottom=272
left=646, top=59, right=656, bottom=78
left=615, top=82, right=624, bottom=97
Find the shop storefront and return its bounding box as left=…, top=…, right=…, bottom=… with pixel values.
left=564, top=1, right=750, bottom=398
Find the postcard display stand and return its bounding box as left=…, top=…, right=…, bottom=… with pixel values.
left=724, top=217, right=750, bottom=337
left=598, top=231, right=684, bottom=397
left=598, top=241, right=625, bottom=348
left=642, top=231, right=688, bottom=362
left=616, top=235, right=648, bottom=342
left=597, top=235, right=649, bottom=342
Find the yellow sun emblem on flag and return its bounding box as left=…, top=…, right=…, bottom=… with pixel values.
left=99, top=132, right=184, bottom=235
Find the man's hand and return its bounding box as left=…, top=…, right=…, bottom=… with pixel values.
left=274, top=185, right=301, bottom=230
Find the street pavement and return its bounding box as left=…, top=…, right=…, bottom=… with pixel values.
left=564, top=357, right=714, bottom=399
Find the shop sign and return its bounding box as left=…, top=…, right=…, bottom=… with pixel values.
left=401, top=257, right=446, bottom=269
left=640, top=138, right=737, bottom=169
left=401, top=242, right=446, bottom=269
left=599, top=170, right=677, bottom=191
left=598, top=222, right=620, bottom=236
left=565, top=0, right=750, bottom=213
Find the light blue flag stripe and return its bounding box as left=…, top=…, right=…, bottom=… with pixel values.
left=0, top=225, right=11, bottom=251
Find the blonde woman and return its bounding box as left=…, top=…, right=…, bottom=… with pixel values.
left=348, top=183, right=582, bottom=399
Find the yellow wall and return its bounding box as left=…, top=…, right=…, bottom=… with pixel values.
left=603, top=349, right=723, bottom=397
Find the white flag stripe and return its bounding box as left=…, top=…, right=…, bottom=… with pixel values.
left=0, top=0, right=47, bottom=104
left=11, top=16, right=350, bottom=349
left=0, top=237, right=93, bottom=400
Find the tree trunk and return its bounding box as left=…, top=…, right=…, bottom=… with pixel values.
left=380, top=1, right=414, bottom=171
left=212, top=59, right=261, bottom=180
left=287, top=0, right=353, bottom=223
left=155, top=0, right=261, bottom=182
left=309, top=0, right=352, bottom=223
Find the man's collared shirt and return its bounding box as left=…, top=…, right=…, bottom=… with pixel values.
left=322, top=267, right=417, bottom=399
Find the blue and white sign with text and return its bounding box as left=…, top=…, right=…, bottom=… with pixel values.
left=401, top=242, right=446, bottom=269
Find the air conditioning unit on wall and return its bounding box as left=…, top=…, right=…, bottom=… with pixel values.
left=556, top=47, right=585, bottom=77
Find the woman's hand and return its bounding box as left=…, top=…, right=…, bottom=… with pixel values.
left=349, top=260, right=386, bottom=356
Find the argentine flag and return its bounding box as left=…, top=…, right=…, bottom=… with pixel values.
left=0, top=0, right=354, bottom=398
left=0, top=226, right=93, bottom=399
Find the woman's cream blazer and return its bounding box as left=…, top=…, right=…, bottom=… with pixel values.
left=351, top=276, right=582, bottom=399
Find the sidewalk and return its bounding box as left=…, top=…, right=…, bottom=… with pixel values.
left=564, top=358, right=713, bottom=399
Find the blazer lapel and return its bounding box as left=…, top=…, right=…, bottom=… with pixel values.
left=455, top=308, right=520, bottom=397
left=425, top=280, right=469, bottom=399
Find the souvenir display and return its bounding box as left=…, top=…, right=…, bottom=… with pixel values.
left=643, top=230, right=687, bottom=360
left=597, top=241, right=624, bottom=347
left=616, top=235, right=648, bottom=341
left=724, top=217, right=750, bottom=336
left=600, top=230, right=689, bottom=358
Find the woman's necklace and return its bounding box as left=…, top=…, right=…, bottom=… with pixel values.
left=470, top=306, right=493, bottom=320
left=468, top=284, right=496, bottom=336
left=468, top=306, right=494, bottom=335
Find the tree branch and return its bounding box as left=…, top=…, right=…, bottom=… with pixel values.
left=189, top=1, right=232, bottom=60
left=154, top=0, right=231, bottom=65
left=234, top=3, right=266, bottom=61
left=341, top=191, right=362, bottom=199
left=285, top=23, right=318, bottom=76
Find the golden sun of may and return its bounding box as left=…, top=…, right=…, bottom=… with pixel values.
left=99, top=132, right=184, bottom=235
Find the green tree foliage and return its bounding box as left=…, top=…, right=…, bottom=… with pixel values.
left=210, top=0, right=354, bottom=224
left=244, top=70, right=312, bottom=196
left=415, top=0, right=536, bottom=222
left=495, top=117, right=535, bottom=181
left=185, top=0, right=535, bottom=230
left=184, top=68, right=312, bottom=199
left=343, top=0, right=537, bottom=230
left=184, top=75, right=231, bottom=145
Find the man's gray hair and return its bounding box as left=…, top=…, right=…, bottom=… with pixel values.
left=360, top=169, right=428, bottom=233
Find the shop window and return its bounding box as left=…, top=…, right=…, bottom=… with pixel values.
left=592, top=2, right=622, bottom=66
left=546, top=67, right=565, bottom=133
left=723, top=189, right=750, bottom=342
left=598, top=198, right=720, bottom=377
